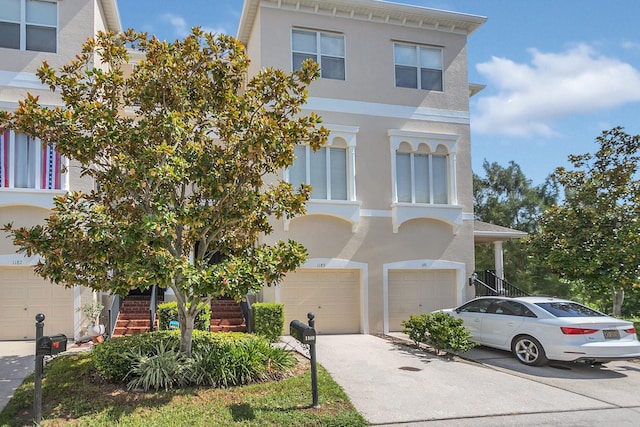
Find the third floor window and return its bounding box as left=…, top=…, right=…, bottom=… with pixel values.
left=292, top=29, right=345, bottom=80
left=0, top=0, right=57, bottom=53
left=394, top=43, right=443, bottom=91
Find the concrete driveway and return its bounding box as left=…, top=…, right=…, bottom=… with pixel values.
left=0, top=341, right=35, bottom=413
left=301, top=334, right=640, bottom=426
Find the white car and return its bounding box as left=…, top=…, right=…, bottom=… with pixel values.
left=442, top=296, right=640, bottom=366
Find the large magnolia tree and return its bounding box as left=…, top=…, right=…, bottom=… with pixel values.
left=526, top=127, right=640, bottom=316
left=0, top=29, right=327, bottom=356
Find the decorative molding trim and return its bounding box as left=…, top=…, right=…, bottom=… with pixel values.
left=0, top=70, right=48, bottom=90
left=391, top=203, right=463, bottom=234
left=285, top=200, right=362, bottom=232
left=305, top=97, right=469, bottom=124
left=360, top=209, right=391, bottom=218
left=462, top=212, right=475, bottom=221
left=0, top=189, right=64, bottom=210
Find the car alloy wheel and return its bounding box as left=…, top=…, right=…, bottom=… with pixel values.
left=512, top=335, right=548, bottom=366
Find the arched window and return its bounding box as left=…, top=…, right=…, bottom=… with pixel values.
left=396, top=142, right=449, bottom=204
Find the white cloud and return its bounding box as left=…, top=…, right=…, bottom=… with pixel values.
left=158, top=14, right=227, bottom=39
left=160, top=13, right=190, bottom=38
left=623, top=40, right=640, bottom=51
left=473, top=44, right=640, bottom=137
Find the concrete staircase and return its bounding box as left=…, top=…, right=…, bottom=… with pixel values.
left=112, top=296, right=157, bottom=337
left=210, top=298, right=247, bottom=332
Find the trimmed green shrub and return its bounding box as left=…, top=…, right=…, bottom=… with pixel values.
left=93, top=330, right=179, bottom=381
left=402, top=312, right=477, bottom=353
left=252, top=302, right=285, bottom=342
left=157, top=301, right=211, bottom=331
left=92, top=330, right=296, bottom=388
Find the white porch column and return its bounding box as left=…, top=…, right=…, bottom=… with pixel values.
left=493, top=241, right=504, bottom=280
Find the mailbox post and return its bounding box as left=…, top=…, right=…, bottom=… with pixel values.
left=34, top=313, right=45, bottom=425
left=290, top=312, right=319, bottom=409
left=33, top=314, right=68, bottom=425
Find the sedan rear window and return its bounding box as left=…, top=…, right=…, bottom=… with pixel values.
left=535, top=302, right=605, bottom=318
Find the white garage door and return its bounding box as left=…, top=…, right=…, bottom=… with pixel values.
left=0, top=268, right=74, bottom=340
left=280, top=269, right=360, bottom=334
left=388, top=269, right=456, bottom=332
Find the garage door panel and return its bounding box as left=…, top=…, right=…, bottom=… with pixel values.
left=280, top=269, right=360, bottom=334
left=1, top=268, right=74, bottom=340
left=389, top=269, right=456, bottom=332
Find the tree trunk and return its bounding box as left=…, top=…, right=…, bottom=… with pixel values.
left=178, top=304, right=196, bottom=357
left=611, top=286, right=624, bottom=317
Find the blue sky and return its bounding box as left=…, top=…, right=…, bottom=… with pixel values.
left=117, top=0, right=640, bottom=186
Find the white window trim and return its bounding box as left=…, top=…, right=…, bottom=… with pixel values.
left=0, top=0, right=59, bottom=53
left=393, top=42, right=443, bottom=91
left=388, top=129, right=461, bottom=233
left=291, top=28, right=346, bottom=81
left=285, top=124, right=361, bottom=232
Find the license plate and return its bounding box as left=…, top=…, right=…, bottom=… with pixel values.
left=603, top=329, right=620, bottom=339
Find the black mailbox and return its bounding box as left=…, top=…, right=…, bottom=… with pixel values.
left=36, top=334, right=67, bottom=356
left=290, top=320, right=316, bottom=344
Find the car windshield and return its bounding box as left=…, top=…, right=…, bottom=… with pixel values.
left=535, top=302, right=605, bottom=318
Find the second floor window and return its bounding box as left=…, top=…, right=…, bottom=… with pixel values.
left=394, top=43, right=443, bottom=91
left=0, top=0, right=57, bottom=53
left=292, top=29, right=345, bottom=80
left=1, top=129, right=64, bottom=190
left=289, top=145, right=348, bottom=200
left=396, top=151, right=448, bottom=204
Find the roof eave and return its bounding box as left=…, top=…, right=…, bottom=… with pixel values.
left=100, top=0, right=123, bottom=33
left=238, top=0, right=487, bottom=47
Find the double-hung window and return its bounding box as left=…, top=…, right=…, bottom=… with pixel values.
left=292, top=29, right=345, bottom=80
left=289, top=145, right=348, bottom=201
left=394, top=43, right=443, bottom=91
left=396, top=150, right=448, bottom=204
left=0, top=129, right=64, bottom=190
left=0, top=0, right=57, bottom=53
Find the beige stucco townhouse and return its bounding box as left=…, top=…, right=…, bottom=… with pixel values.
left=238, top=0, right=487, bottom=334
left=0, top=0, right=121, bottom=340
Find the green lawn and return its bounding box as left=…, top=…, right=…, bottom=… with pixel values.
left=0, top=352, right=367, bottom=426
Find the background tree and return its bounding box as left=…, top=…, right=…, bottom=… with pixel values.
left=525, top=127, right=640, bottom=316
left=473, top=160, right=562, bottom=295
left=0, top=29, right=327, bottom=356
